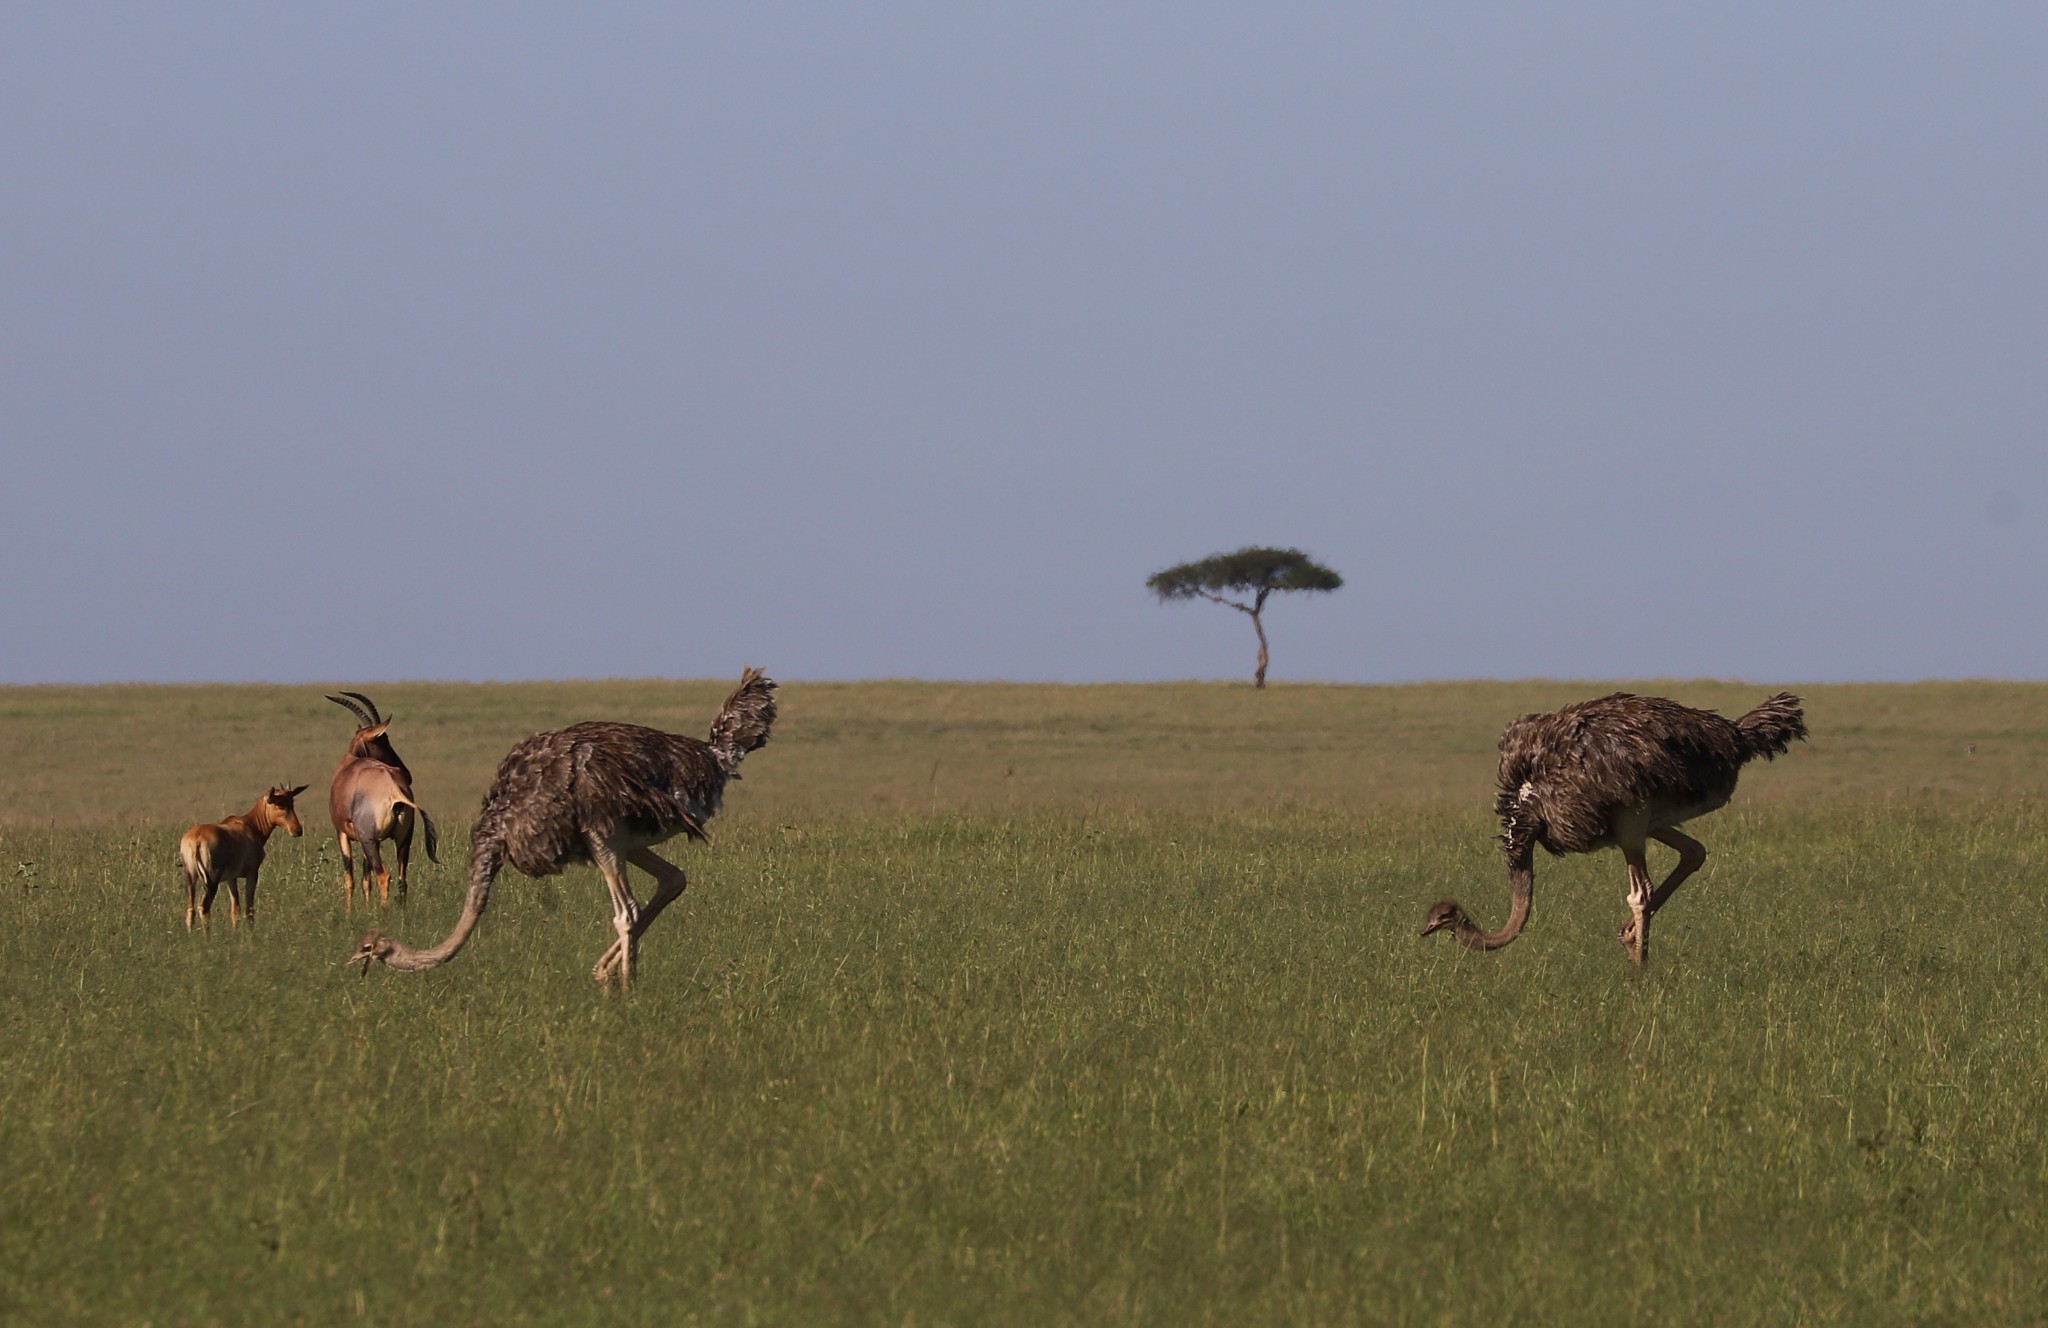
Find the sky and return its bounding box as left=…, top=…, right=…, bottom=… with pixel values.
left=2, top=5, right=2044, bottom=685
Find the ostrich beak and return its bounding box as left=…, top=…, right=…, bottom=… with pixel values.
left=1420, top=915, right=1449, bottom=938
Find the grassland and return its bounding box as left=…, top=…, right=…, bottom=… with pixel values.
left=3, top=679, right=2047, bottom=1324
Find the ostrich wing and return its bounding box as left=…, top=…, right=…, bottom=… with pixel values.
left=484, top=723, right=717, bottom=878
left=1497, top=694, right=1749, bottom=855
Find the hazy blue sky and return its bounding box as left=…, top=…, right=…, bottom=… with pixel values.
left=3, top=5, right=2043, bottom=685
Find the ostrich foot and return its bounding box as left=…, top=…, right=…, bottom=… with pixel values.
left=594, top=941, right=638, bottom=988
left=1617, top=912, right=1650, bottom=967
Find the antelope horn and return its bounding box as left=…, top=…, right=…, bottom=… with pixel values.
left=326, top=693, right=378, bottom=729
left=325, top=696, right=378, bottom=725
left=339, top=691, right=384, bottom=725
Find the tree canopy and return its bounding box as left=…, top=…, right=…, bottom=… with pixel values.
left=1146, top=546, right=1341, bottom=687
left=1147, top=546, right=1343, bottom=601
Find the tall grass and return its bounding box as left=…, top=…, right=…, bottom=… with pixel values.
left=2, top=681, right=2044, bottom=1323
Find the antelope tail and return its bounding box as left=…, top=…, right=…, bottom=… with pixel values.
left=1735, top=692, right=1807, bottom=762
left=400, top=799, right=441, bottom=863
left=707, top=667, right=779, bottom=775
left=178, top=835, right=212, bottom=887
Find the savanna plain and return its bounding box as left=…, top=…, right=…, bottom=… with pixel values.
left=3, top=679, right=2047, bottom=1325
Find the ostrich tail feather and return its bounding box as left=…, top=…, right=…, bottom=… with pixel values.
left=1735, top=692, right=1807, bottom=761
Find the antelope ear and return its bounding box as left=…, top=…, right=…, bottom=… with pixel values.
left=288, top=784, right=309, bottom=798
left=363, top=722, right=391, bottom=739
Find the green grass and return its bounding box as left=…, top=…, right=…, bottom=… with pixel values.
left=3, top=681, right=2047, bottom=1323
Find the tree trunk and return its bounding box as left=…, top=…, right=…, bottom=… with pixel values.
left=1251, top=609, right=1269, bottom=689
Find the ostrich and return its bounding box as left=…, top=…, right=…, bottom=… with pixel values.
left=1421, top=691, right=1806, bottom=967
left=350, top=668, right=777, bottom=988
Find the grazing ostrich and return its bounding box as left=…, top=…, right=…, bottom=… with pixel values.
left=350, top=668, right=777, bottom=989
left=1421, top=692, right=1806, bottom=967
left=178, top=784, right=307, bottom=928
left=327, top=691, right=438, bottom=907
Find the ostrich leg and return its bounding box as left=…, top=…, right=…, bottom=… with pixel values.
left=593, top=849, right=691, bottom=984
left=1617, top=829, right=1707, bottom=965
left=1619, top=841, right=1654, bottom=967
left=587, top=839, right=643, bottom=990
left=1646, top=828, right=1707, bottom=912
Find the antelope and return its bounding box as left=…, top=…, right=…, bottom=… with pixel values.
left=178, top=784, right=307, bottom=928
left=327, top=691, right=439, bottom=908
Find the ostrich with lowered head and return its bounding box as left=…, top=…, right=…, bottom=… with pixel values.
left=1421, top=691, right=1806, bottom=967
left=351, top=668, right=777, bottom=988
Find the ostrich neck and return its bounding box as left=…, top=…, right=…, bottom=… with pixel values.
left=1454, top=859, right=1535, bottom=952
left=382, top=847, right=499, bottom=971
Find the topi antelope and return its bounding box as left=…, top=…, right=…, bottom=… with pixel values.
left=178, top=784, right=307, bottom=929
left=327, top=691, right=439, bottom=908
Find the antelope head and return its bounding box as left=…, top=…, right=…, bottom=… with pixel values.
left=265, top=784, right=309, bottom=837
left=328, top=692, right=411, bottom=776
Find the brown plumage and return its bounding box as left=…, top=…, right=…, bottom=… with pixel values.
left=326, top=691, right=439, bottom=908
left=350, top=668, right=778, bottom=988
left=1421, top=691, right=1806, bottom=967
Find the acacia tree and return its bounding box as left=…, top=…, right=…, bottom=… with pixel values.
left=1147, top=546, right=1342, bottom=689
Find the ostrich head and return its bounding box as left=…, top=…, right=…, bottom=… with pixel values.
left=350, top=929, right=397, bottom=974
left=1419, top=899, right=1468, bottom=938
